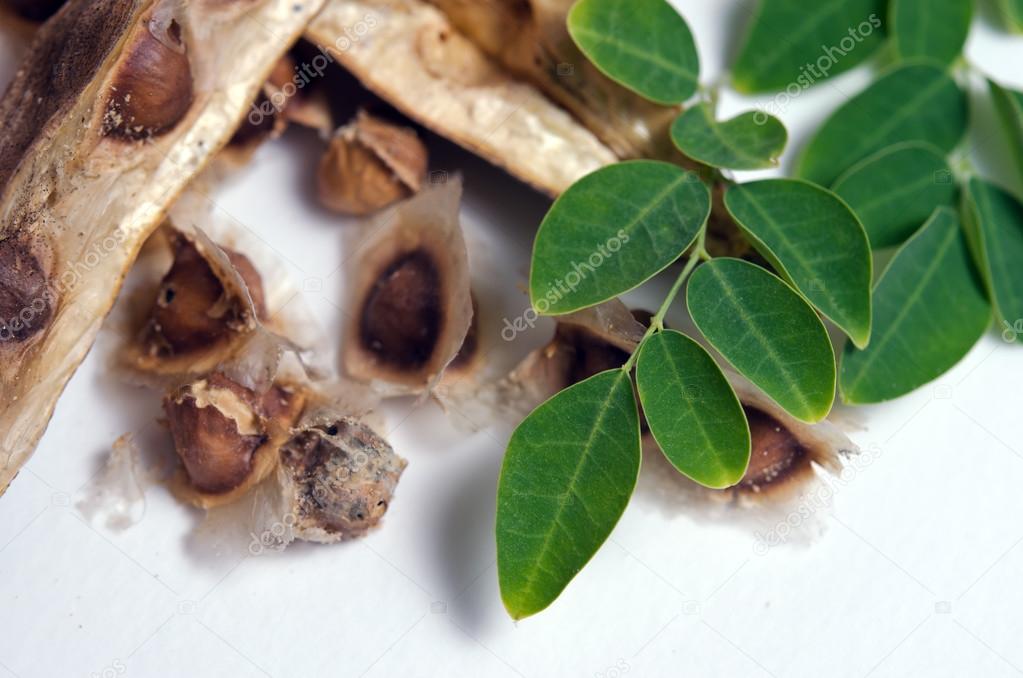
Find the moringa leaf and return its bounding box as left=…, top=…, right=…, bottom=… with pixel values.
left=670, top=104, right=788, bottom=170
left=963, top=178, right=1023, bottom=326
left=530, top=161, right=710, bottom=315
left=832, top=142, right=957, bottom=249
left=496, top=369, right=641, bottom=620
left=687, top=258, right=836, bottom=423
left=989, top=79, right=1023, bottom=187
left=636, top=330, right=751, bottom=489
left=732, top=0, right=886, bottom=94
left=839, top=208, right=991, bottom=403
left=567, top=0, right=700, bottom=105
left=997, top=0, right=1023, bottom=31
left=724, top=179, right=873, bottom=347
left=798, top=63, right=968, bottom=186
left=890, top=0, right=973, bottom=67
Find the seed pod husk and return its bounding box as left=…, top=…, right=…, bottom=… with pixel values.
left=306, top=0, right=617, bottom=196
left=342, top=177, right=472, bottom=395
left=317, top=110, right=428, bottom=215
left=0, top=0, right=327, bottom=493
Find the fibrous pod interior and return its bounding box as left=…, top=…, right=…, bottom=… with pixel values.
left=343, top=178, right=472, bottom=395
left=164, top=372, right=305, bottom=508
left=0, top=0, right=327, bottom=493
left=318, top=110, right=428, bottom=215
left=306, top=0, right=617, bottom=196
left=278, top=412, right=407, bottom=542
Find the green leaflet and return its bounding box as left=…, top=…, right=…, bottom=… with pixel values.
left=529, top=161, right=710, bottom=315
left=989, top=80, right=1023, bottom=188
left=496, top=369, right=641, bottom=620
left=997, top=0, right=1023, bottom=31
left=724, top=179, right=873, bottom=348
left=840, top=208, right=991, bottom=403
left=670, top=104, right=788, bottom=170
left=832, top=142, right=957, bottom=249
left=636, top=330, right=750, bottom=489
left=798, top=63, right=968, bottom=186
left=687, top=258, right=836, bottom=423
left=567, top=0, right=700, bottom=105
left=890, top=0, right=973, bottom=67
left=963, top=178, right=1023, bottom=326
left=732, top=0, right=886, bottom=94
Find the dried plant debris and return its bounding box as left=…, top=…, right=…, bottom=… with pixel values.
left=343, top=178, right=472, bottom=395
left=0, top=0, right=327, bottom=494
left=306, top=0, right=618, bottom=195
left=318, top=110, right=428, bottom=215
left=75, top=434, right=146, bottom=530
left=424, top=0, right=678, bottom=159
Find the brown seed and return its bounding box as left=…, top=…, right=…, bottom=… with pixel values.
left=280, top=417, right=407, bottom=540
left=317, top=111, right=427, bottom=215
left=359, top=249, right=443, bottom=371
left=102, top=15, right=193, bottom=140
left=146, top=235, right=265, bottom=357
left=163, top=374, right=267, bottom=494
left=739, top=406, right=809, bottom=493
left=0, top=234, right=54, bottom=344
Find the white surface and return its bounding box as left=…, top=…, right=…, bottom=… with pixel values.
left=3, top=3, right=1023, bottom=677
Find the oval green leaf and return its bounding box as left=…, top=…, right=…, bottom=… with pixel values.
left=798, top=63, right=968, bottom=186
left=997, top=0, right=1023, bottom=31
left=724, top=179, right=873, bottom=348
left=891, top=0, right=973, bottom=67
left=636, top=330, right=751, bottom=489
left=687, top=258, right=836, bottom=423
left=989, top=79, right=1023, bottom=186
left=497, top=369, right=640, bottom=620
left=732, top=0, right=886, bottom=94
left=567, top=0, right=700, bottom=105
left=832, top=142, right=957, bottom=249
left=530, top=160, right=710, bottom=315
left=670, top=105, right=788, bottom=170
left=840, top=208, right=991, bottom=403
left=963, top=178, right=1023, bottom=326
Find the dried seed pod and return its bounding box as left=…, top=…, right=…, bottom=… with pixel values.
left=306, top=0, right=617, bottom=196
left=343, top=178, right=472, bottom=395
left=0, top=0, right=327, bottom=494
left=317, top=111, right=428, bottom=215
left=165, top=373, right=305, bottom=508
left=278, top=413, right=407, bottom=541
left=102, top=12, right=194, bottom=140
left=424, top=0, right=678, bottom=159
left=0, top=231, right=56, bottom=345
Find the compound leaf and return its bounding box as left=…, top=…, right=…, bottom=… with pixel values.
left=891, top=0, right=973, bottom=67
left=963, top=178, right=1023, bottom=326
left=670, top=104, right=788, bottom=170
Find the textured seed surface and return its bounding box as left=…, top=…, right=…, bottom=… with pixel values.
left=0, top=235, right=53, bottom=344
left=738, top=406, right=808, bottom=492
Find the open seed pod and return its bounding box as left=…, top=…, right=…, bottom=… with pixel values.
left=306, top=0, right=617, bottom=196
left=342, top=177, right=473, bottom=396
left=0, top=0, right=327, bottom=493
left=164, top=372, right=306, bottom=509
left=317, top=110, right=428, bottom=215
left=275, top=405, right=407, bottom=542
left=424, top=0, right=678, bottom=159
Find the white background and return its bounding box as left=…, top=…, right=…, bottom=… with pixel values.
left=2, top=2, right=1023, bottom=677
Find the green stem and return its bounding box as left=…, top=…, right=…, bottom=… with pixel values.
left=622, top=229, right=710, bottom=371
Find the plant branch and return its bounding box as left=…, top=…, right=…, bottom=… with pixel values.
left=622, top=227, right=709, bottom=371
